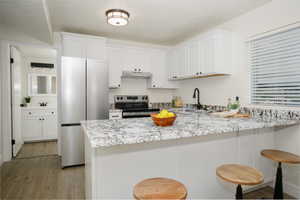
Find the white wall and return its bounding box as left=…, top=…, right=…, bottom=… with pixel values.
left=177, top=0, right=300, bottom=106
left=176, top=0, right=300, bottom=197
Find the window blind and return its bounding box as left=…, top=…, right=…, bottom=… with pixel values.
left=250, top=26, right=300, bottom=106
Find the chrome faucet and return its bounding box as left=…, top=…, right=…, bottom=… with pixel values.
left=193, top=88, right=203, bottom=110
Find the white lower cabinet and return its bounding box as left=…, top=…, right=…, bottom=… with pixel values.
left=22, top=108, right=58, bottom=142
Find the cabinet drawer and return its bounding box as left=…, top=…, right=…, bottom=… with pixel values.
left=22, top=109, right=57, bottom=119
left=109, top=112, right=122, bottom=120
left=22, top=110, right=43, bottom=117
left=44, top=110, right=56, bottom=116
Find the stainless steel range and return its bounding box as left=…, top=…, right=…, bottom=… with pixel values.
left=114, top=95, right=159, bottom=118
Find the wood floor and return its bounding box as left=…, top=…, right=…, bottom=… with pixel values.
left=1, top=142, right=295, bottom=199
left=16, top=141, right=58, bottom=159
left=244, top=186, right=295, bottom=199
left=1, top=155, right=85, bottom=199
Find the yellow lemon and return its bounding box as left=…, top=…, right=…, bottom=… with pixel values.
left=167, top=112, right=175, bottom=117
left=160, top=109, right=169, bottom=115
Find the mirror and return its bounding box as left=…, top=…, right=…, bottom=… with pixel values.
left=29, top=74, right=56, bottom=96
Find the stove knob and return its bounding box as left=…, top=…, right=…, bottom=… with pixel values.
left=145, top=96, right=148, bottom=100
left=117, top=97, right=120, bottom=100
left=120, top=97, right=123, bottom=100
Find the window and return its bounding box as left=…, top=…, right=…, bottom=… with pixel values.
left=250, top=26, right=300, bottom=106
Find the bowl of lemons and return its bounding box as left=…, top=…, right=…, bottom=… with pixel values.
left=151, top=109, right=176, bottom=127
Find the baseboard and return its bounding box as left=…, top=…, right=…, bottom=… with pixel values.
left=283, top=181, right=300, bottom=199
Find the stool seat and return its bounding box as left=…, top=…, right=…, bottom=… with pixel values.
left=216, top=164, right=264, bottom=186
left=133, top=177, right=187, bottom=200
left=261, top=149, right=300, bottom=164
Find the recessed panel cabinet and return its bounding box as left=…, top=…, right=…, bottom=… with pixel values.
left=148, top=50, right=178, bottom=89
left=108, top=45, right=177, bottom=89
left=22, top=108, right=58, bottom=142
left=122, top=48, right=150, bottom=73
left=168, top=30, right=232, bottom=80
left=108, top=47, right=123, bottom=88
left=62, top=32, right=106, bottom=60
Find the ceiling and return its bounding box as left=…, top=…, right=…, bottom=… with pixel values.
left=0, top=0, right=52, bottom=43
left=0, top=0, right=271, bottom=45
left=18, top=45, right=57, bottom=59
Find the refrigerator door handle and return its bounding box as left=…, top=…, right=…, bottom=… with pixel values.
left=61, top=123, right=81, bottom=127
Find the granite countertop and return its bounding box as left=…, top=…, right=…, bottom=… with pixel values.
left=81, top=110, right=300, bottom=148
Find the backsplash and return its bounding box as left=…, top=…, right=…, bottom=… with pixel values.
left=240, top=107, right=300, bottom=121
left=140, top=102, right=300, bottom=121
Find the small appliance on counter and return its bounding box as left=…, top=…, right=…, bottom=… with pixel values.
left=114, top=95, right=159, bottom=118
left=172, top=96, right=183, bottom=108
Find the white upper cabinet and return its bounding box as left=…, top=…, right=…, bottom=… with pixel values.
left=62, top=32, right=106, bottom=60
left=108, top=47, right=123, bottom=88
left=107, top=42, right=177, bottom=89
left=85, top=37, right=106, bottom=60
left=148, top=50, right=178, bottom=89
left=122, top=48, right=150, bottom=73
left=167, top=48, right=180, bottom=80
left=167, top=30, right=232, bottom=80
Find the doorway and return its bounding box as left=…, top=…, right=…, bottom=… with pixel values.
left=10, top=44, right=58, bottom=159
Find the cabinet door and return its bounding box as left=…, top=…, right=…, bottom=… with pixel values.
left=85, top=37, right=106, bottom=60
left=149, top=50, right=166, bottom=88
left=22, top=118, right=43, bottom=141
left=189, top=41, right=201, bottom=76
left=108, top=47, right=123, bottom=88
left=122, top=49, right=136, bottom=72
left=62, top=35, right=86, bottom=58
left=167, top=49, right=179, bottom=79
left=177, top=46, right=186, bottom=77
left=122, top=49, right=149, bottom=73
left=43, top=116, right=58, bottom=140
left=202, top=38, right=214, bottom=74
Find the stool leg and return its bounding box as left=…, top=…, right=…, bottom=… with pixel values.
left=235, top=184, right=243, bottom=199
left=274, top=162, right=283, bottom=199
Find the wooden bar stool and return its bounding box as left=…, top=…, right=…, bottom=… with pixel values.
left=133, top=177, right=187, bottom=200
left=216, top=164, right=264, bottom=199
left=261, top=149, right=300, bottom=199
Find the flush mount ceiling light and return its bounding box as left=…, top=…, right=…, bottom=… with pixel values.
left=106, top=9, right=130, bottom=26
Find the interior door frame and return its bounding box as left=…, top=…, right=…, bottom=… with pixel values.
left=10, top=45, right=16, bottom=158
left=0, top=39, right=60, bottom=162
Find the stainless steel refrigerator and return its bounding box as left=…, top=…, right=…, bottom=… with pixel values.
left=61, top=56, right=109, bottom=167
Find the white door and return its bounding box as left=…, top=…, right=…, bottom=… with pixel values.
left=11, top=46, right=24, bottom=157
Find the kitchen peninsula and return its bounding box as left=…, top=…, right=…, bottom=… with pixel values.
left=82, top=109, right=299, bottom=199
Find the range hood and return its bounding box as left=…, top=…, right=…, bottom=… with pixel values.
left=122, top=71, right=152, bottom=78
